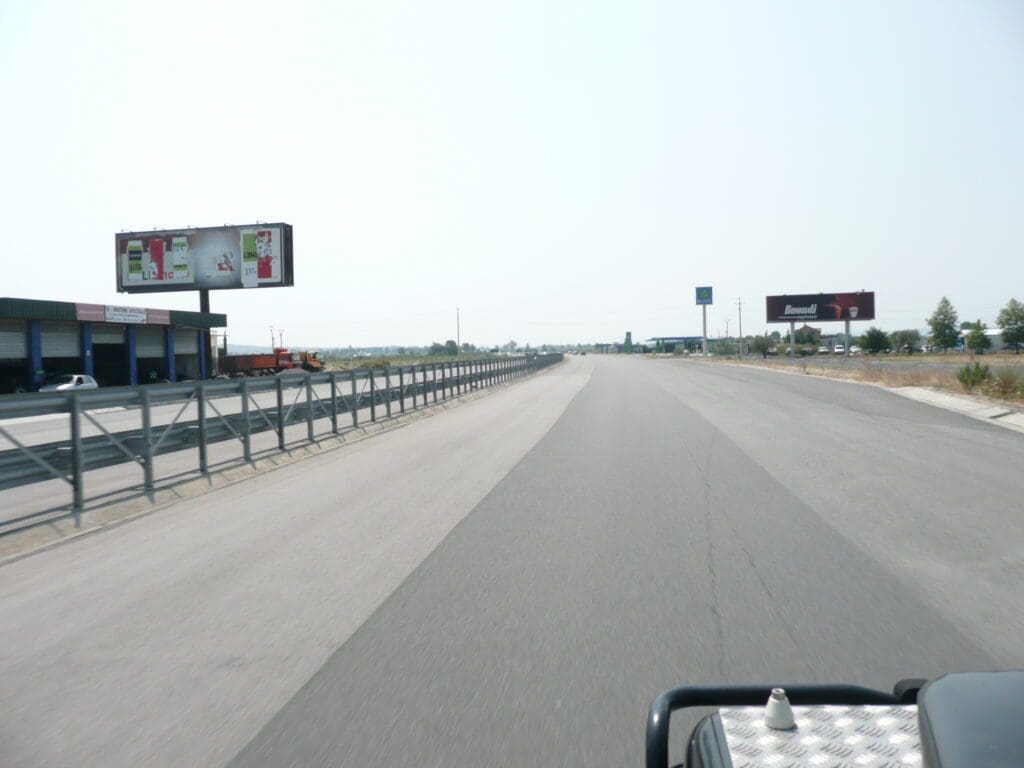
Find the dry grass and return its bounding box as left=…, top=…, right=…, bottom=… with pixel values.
left=713, top=357, right=1024, bottom=403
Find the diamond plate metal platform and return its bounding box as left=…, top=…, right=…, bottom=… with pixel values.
left=718, top=704, right=921, bottom=767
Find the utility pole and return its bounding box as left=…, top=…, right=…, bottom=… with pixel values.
left=737, top=298, right=743, bottom=358
left=456, top=307, right=461, bottom=355
left=278, top=330, right=284, bottom=349
left=269, top=325, right=275, bottom=350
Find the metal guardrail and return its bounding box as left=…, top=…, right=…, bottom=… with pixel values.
left=0, top=354, right=563, bottom=511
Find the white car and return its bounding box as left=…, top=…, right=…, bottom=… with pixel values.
left=39, top=374, right=99, bottom=392
left=817, top=346, right=829, bottom=354
left=849, top=345, right=862, bottom=355
left=833, top=344, right=845, bottom=354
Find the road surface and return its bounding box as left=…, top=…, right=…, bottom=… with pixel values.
left=3, top=355, right=1023, bottom=767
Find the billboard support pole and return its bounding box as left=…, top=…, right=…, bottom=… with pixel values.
left=845, top=319, right=851, bottom=357
left=790, top=321, right=796, bottom=357
left=702, top=305, right=708, bottom=358
left=198, top=290, right=210, bottom=380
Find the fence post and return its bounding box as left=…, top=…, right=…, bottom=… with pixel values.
left=197, top=381, right=209, bottom=473
left=350, top=370, right=359, bottom=427
left=412, top=366, right=418, bottom=409
left=433, top=363, right=439, bottom=402
left=385, top=367, right=392, bottom=418
left=330, top=373, right=339, bottom=434
left=305, top=373, right=315, bottom=442
left=399, top=367, right=405, bottom=414
left=369, top=370, right=376, bottom=422
left=70, top=392, right=83, bottom=513
left=276, top=376, right=285, bottom=450
left=241, top=377, right=252, bottom=461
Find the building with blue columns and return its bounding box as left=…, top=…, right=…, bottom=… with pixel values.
left=0, top=297, right=226, bottom=393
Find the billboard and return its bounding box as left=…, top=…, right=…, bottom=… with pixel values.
left=116, top=223, right=293, bottom=293
left=765, top=292, right=875, bottom=323
left=696, top=286, right=713, bottom=305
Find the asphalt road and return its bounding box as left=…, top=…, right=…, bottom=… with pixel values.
left=4, top=355, right=1023, bottom=767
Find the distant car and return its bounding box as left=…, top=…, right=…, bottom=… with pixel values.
left=580, top=351, right=587, bottom=356
left=849, top=345, right=862, bottom=355
left=817, top=346, right=829, bottom=354
left=833, top=344, right=845, bottom=354
left=39, top=374, right=99, bottom=392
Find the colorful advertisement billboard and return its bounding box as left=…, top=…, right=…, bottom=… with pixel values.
left=116, top=223, right=294, bottom=293
left=765, top=292, right=875, bottom=323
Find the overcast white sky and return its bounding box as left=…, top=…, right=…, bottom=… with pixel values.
left=1, top=1, right=1021, bottom=347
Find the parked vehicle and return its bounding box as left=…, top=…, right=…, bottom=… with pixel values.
left=39, top=374, right=99, bottom=392
left=833, top=344, right=845, bottom=354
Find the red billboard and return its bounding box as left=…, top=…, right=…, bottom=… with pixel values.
left=766, top=292, right=875, bottom=323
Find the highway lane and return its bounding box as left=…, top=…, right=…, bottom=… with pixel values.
left=4, top=355, right=1023, bottom=767
left=0, top=359, right=591, bottom=767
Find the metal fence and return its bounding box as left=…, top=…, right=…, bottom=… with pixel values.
left=0, top=354, right=563, bottom=513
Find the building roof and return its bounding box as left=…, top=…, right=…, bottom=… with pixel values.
left=0, top=297, right=226, bottom=329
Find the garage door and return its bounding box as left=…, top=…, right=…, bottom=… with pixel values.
left=174, top=328, right=199, bottom=354
left=137, top=326, right=165, bottom=357
left=41, top=322, right=81, bottom=357
left=93, top=324, right=124, bottom=344
left=0, top=320, right=26, bottom=358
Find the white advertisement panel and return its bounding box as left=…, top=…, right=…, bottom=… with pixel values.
left=116, top=224, right=293, bottom=293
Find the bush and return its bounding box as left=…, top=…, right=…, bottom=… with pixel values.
left=956, top=361, right=991, bottom=391
left=987, top=368, right=1023, bottom=398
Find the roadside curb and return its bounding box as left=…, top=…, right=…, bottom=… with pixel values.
left=0, top=365, right=564, bottom=566
left=673, top=358, right=1024, bottom=437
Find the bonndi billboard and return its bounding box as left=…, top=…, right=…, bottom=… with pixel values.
left=765, top=292, right=875, bottom=323
left=116, top=223, right=294, bottom=293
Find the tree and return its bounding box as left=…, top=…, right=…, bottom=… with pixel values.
left=860, top=326, right=890, bottom=354
left=966, top=321, right=992, bottom=354
left=750, top=336, right=771, bottom=358
left=428, top=341, right=446, bottom=355
left=444, top=340, right=459, bottom=356
left=890, top=329, right=921, bottom=355
left=927, top=297, right=959, bottom=353
left=997, top=298, right=1024, bottom=353
left=623, top=331, right=633, bottom=353
left=461, top=342, right=477, bottom=353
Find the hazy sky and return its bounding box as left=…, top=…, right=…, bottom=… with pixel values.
left=1, top=1, right=1021, bottom=347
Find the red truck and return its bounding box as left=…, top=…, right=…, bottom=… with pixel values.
left=218, top=348, right=323, bottom=376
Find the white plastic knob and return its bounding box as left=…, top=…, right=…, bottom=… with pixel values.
left=765, top=688, right=796, bottom=730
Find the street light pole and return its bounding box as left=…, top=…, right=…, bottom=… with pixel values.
left=456, top=307, right=461, bottom=356
left=737, top=298, right=743, bottom=358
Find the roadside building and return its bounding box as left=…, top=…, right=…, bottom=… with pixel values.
left=0, top=297, right=226, bottom=393
left=647, top=336, right=704, bottom=353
